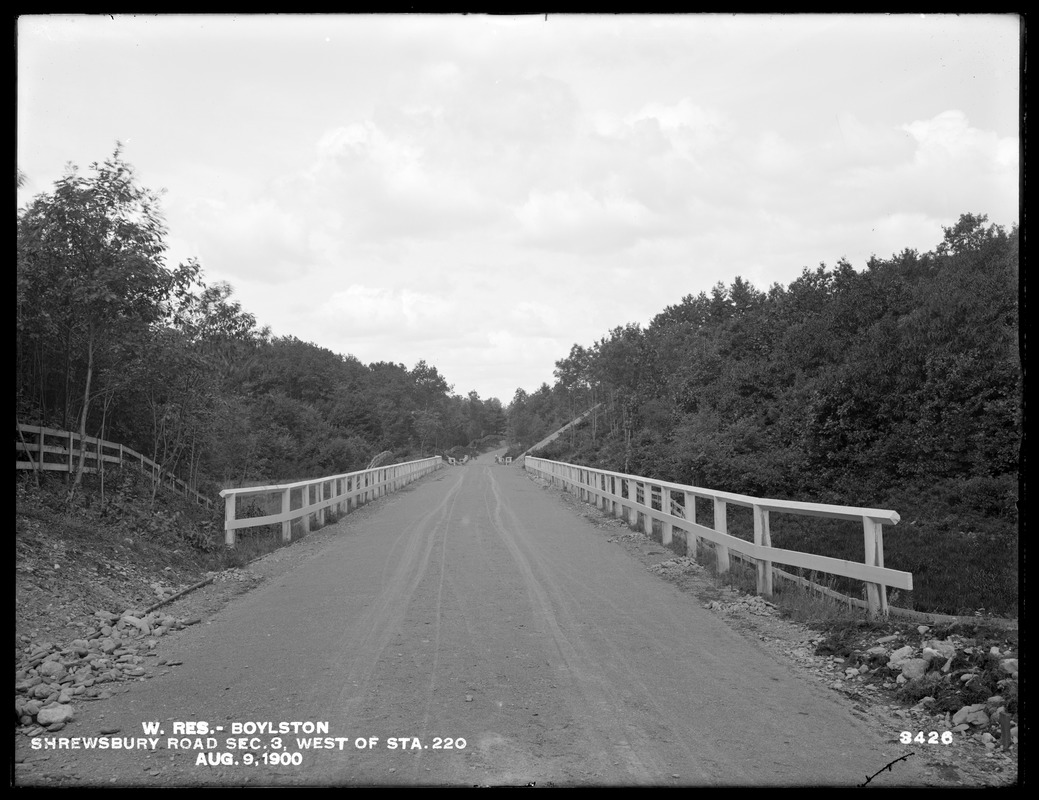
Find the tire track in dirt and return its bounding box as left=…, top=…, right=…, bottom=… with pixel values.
left=485, top=468, right=679, bottom=783
left=326, top=470, right=466, bottom=718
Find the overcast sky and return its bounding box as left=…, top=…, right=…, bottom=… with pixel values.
left=17, top=14, right=1021, bottom=404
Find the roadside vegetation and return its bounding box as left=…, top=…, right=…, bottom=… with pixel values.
left=507, top=213, right=1019, bottom=618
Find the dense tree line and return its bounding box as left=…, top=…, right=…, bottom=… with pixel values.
left=17, top=149, right=505, bottom=496
left=507, top=213, right=1020, bottom=613
left=512, top=212, right=1019, bottom=512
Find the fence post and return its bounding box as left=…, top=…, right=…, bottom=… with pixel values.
left=281, top=487, right=292, bottom=542
left=684, top=491, right=698, bottom=556
left=224, top=493, right=236, bottom=549
left=317, top=481, right=326, bottom=527
left=641, top=483, right=652, bottom=536
left=301, top=485, right=311, bottom=534
left=662, top=488, right=673, bottom=547
left=67, top=432, right=73, bottom=475
left=753, top=504, right=773, bottom=597
left=713, top=497, right=730, bottom=576
left=862, top=517, right=884, bottom=616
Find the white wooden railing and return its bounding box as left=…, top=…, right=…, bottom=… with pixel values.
left=16, top=423, right=212, bottom=507
left=523, top=456, right=911, bottom=616
left=219, top=456, right=443, bottom=548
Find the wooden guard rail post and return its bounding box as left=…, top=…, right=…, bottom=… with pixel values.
left=219, top=456, right=443, bottom=549
left=524, top=456, right=909, bottom=617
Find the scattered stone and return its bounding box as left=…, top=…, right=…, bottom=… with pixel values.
left=953, top=704, right=987, bottom=726
left=900, top=658, right=929, bottom=681
left=887, top=645, right=915, bottom=668
left=36, top=704, right=74, bottom=725
left=38, top=661, right=66, bottom=680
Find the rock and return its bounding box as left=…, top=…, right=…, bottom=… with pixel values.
left=122, top=615, right=151, bottom=635
left=900, top=658, right=929, bottom=680
left=36, top=704, right=75, bottom=725
left=953, top=703, right=986, bottom=726
left=38, top=661, right=66, bottom=680
left=917, top=626, right=930, bottom=634
left=1000, top=658, right=1018, bottom=676
left=966, top=709, right=990, bottom=727
left=922, top=639, right=956, bottom=660
left=15, top=677, right=42, bottom=693
left=887, top=645, right=915, bottom=668
left=876, top=634, right=900, bottom=644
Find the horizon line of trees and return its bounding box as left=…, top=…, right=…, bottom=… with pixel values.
left=507, top=212, right=1019, bottom=516
left=17, top=148, right=506, bottom=498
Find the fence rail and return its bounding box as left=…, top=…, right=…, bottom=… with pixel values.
left=15, top=423, right=212, bottom=507
left=218, top=456, right=443, bottom=548
left=523, top=455, right=911, bottom=617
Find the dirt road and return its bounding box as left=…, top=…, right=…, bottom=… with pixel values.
left=14, top=455, right=935, bottom=787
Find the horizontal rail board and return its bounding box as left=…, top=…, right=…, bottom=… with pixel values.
left=219, top=456, right=443, bottom=547
left=683, top=520, right=912, bottom=590
left=525, top=455, right=909, bottom=616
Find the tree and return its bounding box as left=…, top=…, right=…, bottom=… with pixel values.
left=936, top=213, right=1004, bottom=257
left=17, top=144, right=195, bottom=498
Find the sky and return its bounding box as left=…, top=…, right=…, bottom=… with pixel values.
left=17, top=14, right=1021, bottom=404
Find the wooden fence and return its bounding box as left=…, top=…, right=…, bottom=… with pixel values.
left=218, top=456, right=443, bottom=548
left=16, top=423, right=212, bottom=507
left=523, top=455, right=911, bottom=617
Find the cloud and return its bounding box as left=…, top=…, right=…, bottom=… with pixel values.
left=902, top=109, right=1017, bottom=171
left=183, top=195, right=316, bottom=283
left=514, top=186, right=658, bottom=252
left=315, top=284, right=452, bottom=337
